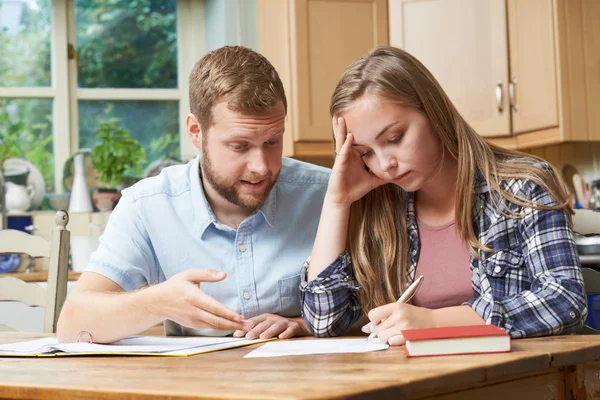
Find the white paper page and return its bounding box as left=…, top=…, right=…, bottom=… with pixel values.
left=115, top=336, right=246, bottom=348
left=162, top=338, right=270, bottom=355
left=0, top=337, right=59, bottom=354
left=0, top=336, right=255, bottom=356
left=244, top=338, right=389, bottom=358
left=53, top=336, right=248, bottom=354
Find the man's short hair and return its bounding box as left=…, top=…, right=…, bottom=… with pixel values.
left=189, top=46, right=287, bottom=132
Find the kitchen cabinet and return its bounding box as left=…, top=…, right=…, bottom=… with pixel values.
left=257, top=0, right=389, bottom=158
left=389, top=0, right=600, bottom=149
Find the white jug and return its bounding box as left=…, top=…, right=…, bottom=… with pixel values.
left=5, top=181, right=35, bottom=213
left=68, top=153, right=93, bottom=212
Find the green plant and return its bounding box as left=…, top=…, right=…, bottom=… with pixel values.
left=91, top=118, right=146, bottom=189
left=0, top=99, right=53, bottom=190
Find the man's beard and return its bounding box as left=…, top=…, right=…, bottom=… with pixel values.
left=200, top=147, right=278, bottom=213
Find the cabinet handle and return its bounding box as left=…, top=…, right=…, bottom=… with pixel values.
left=509, top=77, right=518, bottom=112
left=495, top=81, right=504, bottom=113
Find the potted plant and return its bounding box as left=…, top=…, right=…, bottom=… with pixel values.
left=90, top=118, right=146, bottom=211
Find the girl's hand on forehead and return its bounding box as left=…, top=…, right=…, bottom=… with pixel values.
left=328, top=115, right=386, bottom=205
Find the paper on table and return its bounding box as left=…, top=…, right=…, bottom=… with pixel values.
left=0, top=337, right=58, bottom=354
left=53, top=336, right=252, bottom=354
left=0, top=336, right=272, bottom=357
left=244, top=338, right=388, bottom=358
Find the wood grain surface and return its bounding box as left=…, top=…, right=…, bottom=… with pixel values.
left=0, top=333, right=598, bottom=399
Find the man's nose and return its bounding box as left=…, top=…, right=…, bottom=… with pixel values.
left=247, top=149, right=269, bottom=176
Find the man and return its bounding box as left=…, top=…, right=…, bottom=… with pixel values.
left=57, top=46, right=330, bottom=343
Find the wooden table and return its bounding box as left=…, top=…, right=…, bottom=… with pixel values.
left=0, top=333, right=599, bottom=399
left=0, top=271, right=81, bottom=282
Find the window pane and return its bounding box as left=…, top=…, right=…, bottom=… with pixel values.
left=74, top=0, right=178, bottom=89
left=78, top=100, right=180, bottom=178
left=0, top=98, right=54, bottom=192
left=0, top=0, right=51, bottom=87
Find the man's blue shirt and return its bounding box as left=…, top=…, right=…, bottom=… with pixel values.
left=87, top=157, right=330, bottom=335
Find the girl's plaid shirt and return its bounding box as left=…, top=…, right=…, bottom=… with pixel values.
left=301, top=164, right=588, bottom=339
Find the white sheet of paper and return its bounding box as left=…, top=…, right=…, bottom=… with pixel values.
left=0, top=336, right=264, bottom=356
left=0, top=337, right=58, bottom=354
left=54, top=336, right=248, bottom=354
left=243, top=338, right=388, bottom=358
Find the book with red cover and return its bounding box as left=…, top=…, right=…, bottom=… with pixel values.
left=401, top=324, right=511, bottom=358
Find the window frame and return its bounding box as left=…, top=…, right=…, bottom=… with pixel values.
left=0, top=0, right=206, bottom=192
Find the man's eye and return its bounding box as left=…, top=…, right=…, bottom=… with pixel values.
left=231, top=143, right=246, bottom=150
left=266, top=139, right=279, bottom=146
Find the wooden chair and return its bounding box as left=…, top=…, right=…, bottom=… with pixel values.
left=572, top=209, right=600, bottom=334
left=0, top=211, right=70, bottom=333
left=572, top=208, right=600, bottom=237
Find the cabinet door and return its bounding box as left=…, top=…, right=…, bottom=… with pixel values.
left=291, top=0, right=388, bottom=142
left=389, top=0, right=511, bottom=137
left=507, top=0, right=558, bottom=134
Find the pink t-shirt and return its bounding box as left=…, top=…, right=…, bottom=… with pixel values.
left=411, top=218, right=473, bottom=309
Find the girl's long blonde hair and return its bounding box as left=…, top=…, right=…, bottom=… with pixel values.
left=330, top=46, right=572, bottom=313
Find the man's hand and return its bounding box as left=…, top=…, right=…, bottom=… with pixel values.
left=151, top=269, right=252, bottom=332
left=232, top=314, right=307, bottom=340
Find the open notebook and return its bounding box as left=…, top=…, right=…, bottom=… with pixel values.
left=0, top=336, right=274, bottom=357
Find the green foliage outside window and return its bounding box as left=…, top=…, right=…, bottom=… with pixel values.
left=75, top=0, right=178, bottom=89
left=75, top=0, right=181, bottom=170
left=0, top=1, right=54, bottom=191
left=0, top=99, right=54, bottom=191
left=0, top=0, right=51, bottom=87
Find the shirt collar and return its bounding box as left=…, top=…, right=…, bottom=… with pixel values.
left=189, top=157, right=214, bottom=238
left=190, top=157, right=278, bottom=238
left=258, top=184, right=277, bottom=227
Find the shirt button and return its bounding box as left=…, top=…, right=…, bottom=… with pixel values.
left=511, top=257, right=519, bottom=264
left=569, top=311, right=577, bottom=319
left=239, top=244, right=247, bottom=253
left=493, top=266, right=502, bottom=274
left=243, top=290, right=251, bottom=300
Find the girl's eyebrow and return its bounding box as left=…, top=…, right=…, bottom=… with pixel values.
left=352, top=121, right=402, bottom=147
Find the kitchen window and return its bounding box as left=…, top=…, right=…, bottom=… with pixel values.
left=0, top=0, right=204, bottom=193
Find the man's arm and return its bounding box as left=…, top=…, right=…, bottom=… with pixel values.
left=57, top=269, right=252, bottom=343
left=57, top=272, right=161, bottom=343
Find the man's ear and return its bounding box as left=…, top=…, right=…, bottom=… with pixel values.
left=186, top=113, right=203, bottom=150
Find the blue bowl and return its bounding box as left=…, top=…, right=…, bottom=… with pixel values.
left=0, top=254, right=21, bottom=273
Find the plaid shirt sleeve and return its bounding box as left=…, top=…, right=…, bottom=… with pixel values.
left=300, top=252, right=363, bottom=337
left=466, top=177, right=588, bottom=338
